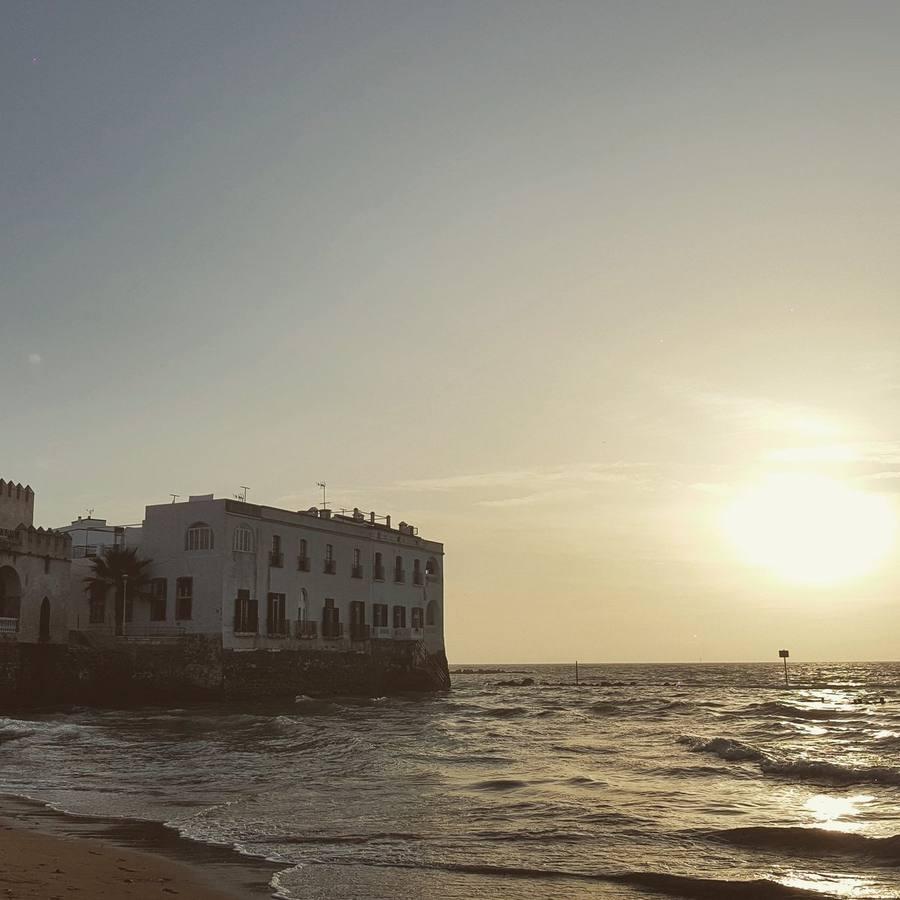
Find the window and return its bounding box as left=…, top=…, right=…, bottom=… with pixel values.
left=326, top=544, right=334, bottom=561
left=176, top=577, right=193, bottom=620
left=322, top=598, right=341, bottom=638
left=413, top=559, right=422, bottom=584
left=394, top=555, right=405, bottom=583
left=233, top=525, right=254, bottom=553
left=185, top=523, right=213, bottom=551
left=426, top=600, right=437, bottom=626
left=298, top=538, right=310, bottom=571
left=149, top=578, right=167, bottom=622
left=267, top=592, right=287, bottom=636
left=374, top=552, right=385, bottom=581
left=411, top=607, right=424, bottom=629
left=393, top=605, right=406, bottom=628
left=234, top=589, right=257, bottom=633
left=89, top=585, right=105, bottom=624
left=352, top=548, right=363, bottom=578
left=324, top=543, right=336, bottom=574
left=298, top=588, right=308, bottom=622
left=372, top=603, right=388, bottom=627
left=353, top=548, right=360, bottom=567
left=299, top=538, right=308, bottom=557
left=270, top=534, right=283, bottom=567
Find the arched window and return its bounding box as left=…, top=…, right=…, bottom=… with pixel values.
left=233, top=524, right=254, bottom=553
left=186, top=522, right=214, bottom=551
left=425, top=557, right=440, bottom=580
left=426, top=599, right=437, bottom=626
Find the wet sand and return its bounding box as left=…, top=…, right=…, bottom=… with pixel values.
left=0, top=796, right=280, bottom=899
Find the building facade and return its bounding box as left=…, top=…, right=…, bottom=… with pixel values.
left=0, top=479, right=71, bottom=644
left=103, top=495, right=446, bottom=655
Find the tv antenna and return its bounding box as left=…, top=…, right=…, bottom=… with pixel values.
left=317, top=481, right=328, bottom=509
left=169, top=493, right=180, bottom=504
left=234, top=486, right=250, bottom=502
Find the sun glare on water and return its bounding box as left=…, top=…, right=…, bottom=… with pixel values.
left=722, top=474, right=895, bottom=585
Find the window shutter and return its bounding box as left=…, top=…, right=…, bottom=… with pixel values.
left=267, top=593, right=274, bottom=633
left=249, top=597, right=258, bottom=633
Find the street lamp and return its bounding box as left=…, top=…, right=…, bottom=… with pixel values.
left=122, top=574, right=129, bottom=638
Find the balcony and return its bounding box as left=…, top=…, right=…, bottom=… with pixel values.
left=393, top=626, right=412, bottom=640
left=295, top=620, right=318, bottom=639
left=322, top=622, right=344, bottom=640
left=269, top=551, right=284, bottom=568
left=351, top=565, right=364, bottom=579
left=374, top=566, right=385, bottom=582
left=372, top=625, right=392, bottom=639
left=267, top=619, right=289, bottom=638
left=349, top=623, right=370, bottom=642
left=0, top=617, right=19, bottom=635
left=411, top=626, right=425, bottom=640
left=121, top=624, right=186, bottom=642
left=393, top=569, right=406, bottom=584
left=297, top=556, right=311, bottom=572
left=412, top=571, right=423, bottom=586
left=323, top=559, right=336, bottom=575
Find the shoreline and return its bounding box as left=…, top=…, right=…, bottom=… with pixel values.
left=0, top=793, right=282, bottom=899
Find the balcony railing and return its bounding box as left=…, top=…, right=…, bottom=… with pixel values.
left=372, top=625, right=392, bottom=639
left=393, top=569, right=406, bottom=584
left=322, top=622, right=344, bottom=640
left=410, top=626, right=425, bottom=639
left=374, top=566, right=385, bottom=582
left=121, top=624, right=185, bottom=641
left=267, top=619, right=289, bottom=638
left=0, top=617, right=19, bottom=635
left=351, top=565, right=363, bottom=579
left=323, top=559, right=336, bottom=575
left=349, top=623, right=370, bottom=642
left=297, top=556, right=311, bottom=572
left=393, top=626, right=412, bottom=640
left=296, top=620, right=318, bottom=639
left=412, top=571, right=423, bottom=586
left=269, top=551, right=284, bottom=568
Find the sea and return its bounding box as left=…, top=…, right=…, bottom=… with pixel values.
left=2, top=662, right=900, bottom=900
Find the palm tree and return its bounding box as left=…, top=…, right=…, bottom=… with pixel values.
left=83, top=545, right=153, bottom=636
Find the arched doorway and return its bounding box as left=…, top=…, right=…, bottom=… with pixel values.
left=39, top=597, right=51, bottom=642
left=0, top=566, right=22, bottom=634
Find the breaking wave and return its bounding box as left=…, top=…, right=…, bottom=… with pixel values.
left=709, top=825, right=900, bottom=861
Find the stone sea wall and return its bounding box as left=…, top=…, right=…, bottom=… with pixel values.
left=0, top=638, right=450, bottom=710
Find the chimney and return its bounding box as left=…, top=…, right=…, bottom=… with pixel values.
left=385, top=515, right=391, bottom=530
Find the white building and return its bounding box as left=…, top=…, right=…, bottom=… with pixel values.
left=74, top=494, right=445, bottom=656
left=57, top=516, right=141, bottom=558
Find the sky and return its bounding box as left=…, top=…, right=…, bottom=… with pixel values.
left=4, top=1, right=900, bottom=663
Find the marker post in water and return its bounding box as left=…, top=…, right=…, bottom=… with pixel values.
left=575, top=660, right=579, bottom=685
left=779, top=649, right=790, bottom=687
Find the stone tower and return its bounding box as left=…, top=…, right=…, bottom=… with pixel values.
left=0, top=480, right=35, bottom=531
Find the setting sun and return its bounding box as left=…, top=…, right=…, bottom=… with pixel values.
left=722, top=474, right=896, bottom=585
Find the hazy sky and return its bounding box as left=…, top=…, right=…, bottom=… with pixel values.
left=5, top=2, right=900, bottom=662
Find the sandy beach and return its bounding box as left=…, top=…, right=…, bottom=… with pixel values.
left=0, top=817, right=247, bottom=899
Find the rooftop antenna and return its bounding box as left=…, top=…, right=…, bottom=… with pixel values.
left=169, top=494, right=180, bottom=504
left=317, top=481, right=328, bottom=509
left=234, top=486, right=250, bottom=502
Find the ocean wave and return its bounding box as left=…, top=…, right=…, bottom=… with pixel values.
left=468, top=778, right=530, bottom=792
left=434, top=862, right=837, bottom=899
left=588, top=701, right=622, bottom=716
left=759, top=757, right=900, bottom=786
left=678, top=735, right=767, bottom=762
left=709, top=825, right=900, bottom=861
left=738, top=701, right=856, bottom=721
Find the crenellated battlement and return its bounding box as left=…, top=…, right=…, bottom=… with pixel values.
left=0, top=524, right=71, bottom=561
left=0, top=479, right=35, bottom=531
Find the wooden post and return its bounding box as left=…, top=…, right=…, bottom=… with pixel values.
left=575, top=660, right=579, bottom=685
